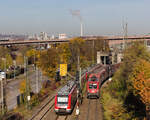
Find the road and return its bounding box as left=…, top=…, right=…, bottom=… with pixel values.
left=4, top=67, right=48, bottom=110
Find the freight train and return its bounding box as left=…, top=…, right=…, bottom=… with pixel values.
left=87, top=64, right=120, bottom=98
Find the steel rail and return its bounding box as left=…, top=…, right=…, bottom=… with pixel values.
left=29, top=96, right=55, bottom=120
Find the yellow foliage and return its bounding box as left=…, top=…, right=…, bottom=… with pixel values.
left=37, top=48, right=58, bottom=77
left=57, top=43, right=71, bottom=63
left=130, top=59, right=150, bottom=105
left=20, top=80, right=26, bottom=94
left=26, top=49, right=37, bottom=57
left=16, top=55, right=24, bottom=66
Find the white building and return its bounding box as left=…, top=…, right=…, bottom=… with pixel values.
left=51, top=35, right=55, bottom=39
left=40, top=32, right=48, bottom=40
left=59, top=34, right=67, bottom=39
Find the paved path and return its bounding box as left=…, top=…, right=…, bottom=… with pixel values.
left=5, top=68, right=48, bottom=110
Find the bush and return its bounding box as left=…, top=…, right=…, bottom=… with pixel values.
left=30, top=94, right=40, bottom=107
left=101, top=88, right=131, bottom=120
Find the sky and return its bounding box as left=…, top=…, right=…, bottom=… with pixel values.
left=0, top=0, right=150, bottom=36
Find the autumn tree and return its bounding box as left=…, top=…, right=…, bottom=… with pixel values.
left=37, top=48, right=58, bottom=77
left=68, top=37, right=91, bottom=70
left=0, top=53, right=13, bottom=70
left=57, top=43, right=71, bottom=64
left=37, top=37, right=110, bottom=78
left=130, top=59, right=150, bottom=119
left=111, top=41, right=150, bottom=99
left=20, top=80, right=26, bottom=94
left=108, top=41, right=150, bottom=119
left=26, top=49, right=38, bottom=64
left=16, top=55, right=24, bottom=66
left=19, top=46, right=33, bottom=56
left=0, top=46, right=10, bottom=58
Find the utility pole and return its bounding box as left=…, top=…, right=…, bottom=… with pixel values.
left=40, top=70, right=42, bottom=88
left=34, top=52, right=36, bottom=71
left=80, top=21, right=83, bottom=36
left=76, top=56, right=81, bottom=115
left=36, top=66, right=39, bottom=94
left=4, top=58, right=7, bottom=113
left=0, top=76, right=4, bottom=115
left=122, top=20, right=128, bottom=49
left=25, top=57, right=30, bottom=109
left=79, top=67, right=81, bottom=89
left=13, top=60, right=16, bottom=80
left=24, top=56, right=26, bottom=77
left=77, top=56, right=80, bottom=71
left=4, top=58, right=6, bottom=84
left=104, top=40, right=106, bottom=65
left=92, top=40, right=95, bottom=64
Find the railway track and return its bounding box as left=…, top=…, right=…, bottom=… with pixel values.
left=55, top=115, right=68, bottom=120
left=86, top=99, right=99, bottom=120
left=30, top=96, right=55, bottom=120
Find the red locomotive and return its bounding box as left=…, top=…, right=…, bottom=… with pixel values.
left=54, top=80, right=77, bottom=114
left=86, top=63, right=120, bottom=99
left=87, top=66, right=109, bottom=98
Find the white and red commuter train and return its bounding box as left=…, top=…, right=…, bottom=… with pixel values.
left=54, top=80, right=77, bottom=114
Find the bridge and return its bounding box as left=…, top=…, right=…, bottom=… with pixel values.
left=0, top=35, right=150, bottom=46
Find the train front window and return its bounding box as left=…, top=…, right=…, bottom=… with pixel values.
left=57, top=95, right=68, bottom=104
left=89, top=76, right=98, bottom=81
left=89, top=84, right=97, bottom=89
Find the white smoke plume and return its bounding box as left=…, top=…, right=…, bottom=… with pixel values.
left=69, top=9, right=82, bottom=22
